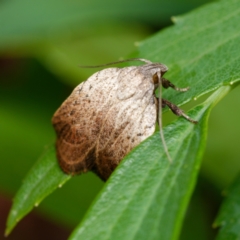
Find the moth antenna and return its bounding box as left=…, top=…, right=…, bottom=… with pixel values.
left=79, top=58, right=152, bottom=68
left=158, top=78, right=172, bottom=163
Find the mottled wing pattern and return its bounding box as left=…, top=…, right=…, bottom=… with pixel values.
left=52, top=68, right=120, bottom=175
left=95, top=66, right=157, bottom=179
left=52, top=66, right=157, bottom=180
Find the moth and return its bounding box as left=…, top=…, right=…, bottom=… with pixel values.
left=52, top=58, right=197, bottom=181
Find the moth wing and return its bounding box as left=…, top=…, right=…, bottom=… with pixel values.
left=94, top=66, right=157, bottom=180
left=52, top=68, right=121, bottom=174
left=117, top=66, right=155, bottom=101
left=52, top=66, right=157, bottom=180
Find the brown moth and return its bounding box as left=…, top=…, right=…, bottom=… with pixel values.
left=52, top=58, right=197, bottom=181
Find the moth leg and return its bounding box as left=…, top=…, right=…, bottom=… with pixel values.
left=162, top=78, right=189, bottom=92
left=162, top=99, right=198, bottom=124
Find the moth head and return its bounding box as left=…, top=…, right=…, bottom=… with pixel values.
left=150, top=63, right=168, bottom=89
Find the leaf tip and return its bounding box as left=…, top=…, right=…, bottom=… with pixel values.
left=4, top=228, right=10, bottom=237
left=5, top=216, right=21, bottom=236
left=4, top=221, right=15, bottom=237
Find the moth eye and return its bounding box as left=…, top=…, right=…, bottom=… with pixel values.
left=152, top=72, right=159, bottom=85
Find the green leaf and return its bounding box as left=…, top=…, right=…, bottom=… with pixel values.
left=69, top=86, right=231, bottom=240
left=5, top=145, right=71, bottom=236
left=138, top=0, right=240, bottom=106
left=214, top=174, right=240, bottom=240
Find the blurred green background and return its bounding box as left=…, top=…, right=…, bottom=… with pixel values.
left=1, top=0, right=240, bottom=239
